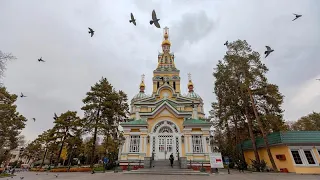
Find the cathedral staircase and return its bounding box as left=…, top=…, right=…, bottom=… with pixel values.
left=123, top=160, right=209, bottom=176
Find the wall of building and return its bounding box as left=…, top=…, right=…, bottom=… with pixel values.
left=244, top=145, right=320, bottom=174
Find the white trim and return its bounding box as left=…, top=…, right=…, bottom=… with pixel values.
left=185, top=135, right=189, bottom=153
left=289, top=146, right=319, bottom=167
left=151, top=120, right=181, bottom=133
left=316, top=146, right=320, bottom=157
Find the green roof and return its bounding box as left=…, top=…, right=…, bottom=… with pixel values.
left=121, top=119, right=148, bottom=126
left=183, top=118, right=211, bottom=126
left=239, top=131, right=320, bottom=150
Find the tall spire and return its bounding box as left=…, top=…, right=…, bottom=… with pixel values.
left=162, top=26, right=171, bottom=52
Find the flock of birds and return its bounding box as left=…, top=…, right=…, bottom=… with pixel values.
left=17, top=9, right=162, bottom=124
left=223, top=13, right=302, bottom=58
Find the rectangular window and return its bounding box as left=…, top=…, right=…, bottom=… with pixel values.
left=192, top=135, right=203, bottom=153
left=303, top=150, right=316, bottom=164
left=291, top=150, right=303, bottom=164
left=129, top=135, right=140, bottom=153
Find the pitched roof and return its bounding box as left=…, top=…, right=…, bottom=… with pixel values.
left=183, top=118, right=211, bottom=126
left=121, top=119, right=148, bottom=126
left=239, top=131, right=320, bottom=150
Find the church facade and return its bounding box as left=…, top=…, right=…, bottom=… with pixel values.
left=119, top=27, right=213, bottom=169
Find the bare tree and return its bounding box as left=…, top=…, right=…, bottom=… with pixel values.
left=0, top=50, right=16, bottom=85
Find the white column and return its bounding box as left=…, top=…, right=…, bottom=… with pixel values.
left=184, top=135, right=188, bottom=154
left=189, top=136, right=193, bottom=153
left=126, top=136, right=130, bottom=153
left=144, top=136, right=147, bottom=153
left=202, top=136, right=207, bottom=153
left=139, top=136, right=142, bottom=153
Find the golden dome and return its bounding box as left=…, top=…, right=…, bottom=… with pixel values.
left=188, top=80, right=193, bottom=87
left=162, top=39, right=171, bottom=46
left=140, top=81, right=145, bottom=87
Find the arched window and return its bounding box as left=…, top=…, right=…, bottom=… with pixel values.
left=173, top=82, right=176, bottom=90
left=159, top=126, right=173, bottom=133
left=157, top=82, right=160, bottom=88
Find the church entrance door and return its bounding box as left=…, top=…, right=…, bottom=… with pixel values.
left=157, top=134, right=174, bottom=160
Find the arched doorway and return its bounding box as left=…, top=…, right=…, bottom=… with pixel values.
left=151, top=120, right=181, bottom=160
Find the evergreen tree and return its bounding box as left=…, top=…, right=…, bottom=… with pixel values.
left=81, top=77, right=128, bottom=170
left=212, top=40, right=285, bottom=171
left=0, top=87, right=27, bottom=165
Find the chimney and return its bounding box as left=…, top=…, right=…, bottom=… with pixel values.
left=135, top=106, right=141, bottom=120
left=192, top=104, right=198, bottom=119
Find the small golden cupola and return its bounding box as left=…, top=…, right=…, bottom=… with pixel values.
left=186, top=73, right=202, bottom=99
left=162, top=27, right=171, bottom=53
left=132, top=74, right=148, bottom=101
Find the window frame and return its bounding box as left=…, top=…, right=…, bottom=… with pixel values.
left=192, top=135, right=204, bottom=153
left=129, top=135, right=140, bottom=153
left=289, top=146, right=319, bottom=167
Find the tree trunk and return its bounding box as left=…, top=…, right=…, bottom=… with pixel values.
left=248, top=87, right=278, bottom=172
left=55, top=136, right=66, bottom=166
left=40, top=148, right=48, bottom=168
left=244, top=105, right=260, bottom=164
left=90, top=126, right=98, bottom=169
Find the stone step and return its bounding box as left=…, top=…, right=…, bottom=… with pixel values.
left=124, top=171, right=209, bottom=176
left=134, top=169, right=194, bottom=172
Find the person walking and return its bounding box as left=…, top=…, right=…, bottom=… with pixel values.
left=169, top=153, right=174, bottom=168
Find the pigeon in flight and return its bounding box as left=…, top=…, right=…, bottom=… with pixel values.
left=53, top=113, right=58, bottom=120
left=38, top=57, right=45, bottom=62
left=20, top=93, right=27, bottom=98
left=150, top=10, right=160, bottom=28
left=224, top=41, right=228, bottom=46
left=292, top=13, right=302, bottom=21
left=316, top=79, right=320, bottom=81
left=32, top=118, right=36, bottom=122
left=129, top=13, right=136, bottom=26
left=20, top=177, right=24, bottom=180
left=54, top=174, right=59, bottom=178
left=264, top=46, right=274, bottom=58
left=88, top=27, right=94, bottom=37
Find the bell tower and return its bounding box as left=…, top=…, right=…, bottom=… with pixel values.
left=152, top=27, right=181, bottom=95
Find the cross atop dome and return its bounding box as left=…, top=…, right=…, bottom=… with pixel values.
left=141, top=74, right=145, bottom=82
left=188, top=73, right=192, bottom=81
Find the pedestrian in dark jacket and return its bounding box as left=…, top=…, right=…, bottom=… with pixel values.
left=169, top=153, right=174, bottom=167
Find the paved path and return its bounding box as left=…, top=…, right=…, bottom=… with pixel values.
left=9, top=171, right=320, bottom=180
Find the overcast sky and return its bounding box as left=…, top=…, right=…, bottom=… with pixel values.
left=1, top=0, right=320, bottom=142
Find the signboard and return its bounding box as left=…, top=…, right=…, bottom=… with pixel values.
left=209, top=152, right=224, bottom=168
left=224, top=156, right=230, bottom=165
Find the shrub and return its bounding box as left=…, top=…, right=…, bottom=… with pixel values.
left=250, top=159, right=267, bottom=172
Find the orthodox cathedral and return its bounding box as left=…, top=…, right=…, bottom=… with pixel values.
left=119, top=27, right=213, bottom=168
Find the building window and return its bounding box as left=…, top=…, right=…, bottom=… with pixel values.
left=192, top=135, right=203, bottom=153
left=157, top=82, right=160, bottom=88
left=129, top=135, right=140, bottom=153
left=291, top=150, right=303, bottom=164
left=173, top=82, right=176, bottom=90
left=165, top=56, right=168, bottom=63
left=303, top=150, right=316, bottom=164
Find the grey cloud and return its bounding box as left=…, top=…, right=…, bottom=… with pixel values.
left=170, top=11, right=216, bottom=52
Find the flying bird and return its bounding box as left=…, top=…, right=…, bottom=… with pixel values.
left=316, top=79, right=320, bottom=81
left=129, top=13, right=136, bottom=26
left=224, top=41, right=228, bottom=46
left=53, top=113, right=58, bottom=120
left=20, top=177, right=24, bottom=180
left=292, top=13, right=302, bottom=21
left=20, top=93, right=27, bottom=98
left=88, top=27, right=94, bottom=37
left=38, top=57, right=45, bottom=62
left=32, top=118, right=36, bottom=122
left=150, top=10, right=160, bottom=28
left=264, top=46, right=274, bottom=58
left=54, top=174, right=59, bottom=178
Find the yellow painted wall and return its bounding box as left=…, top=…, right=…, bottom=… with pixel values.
left=244, top=146, right=320, bottom=174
